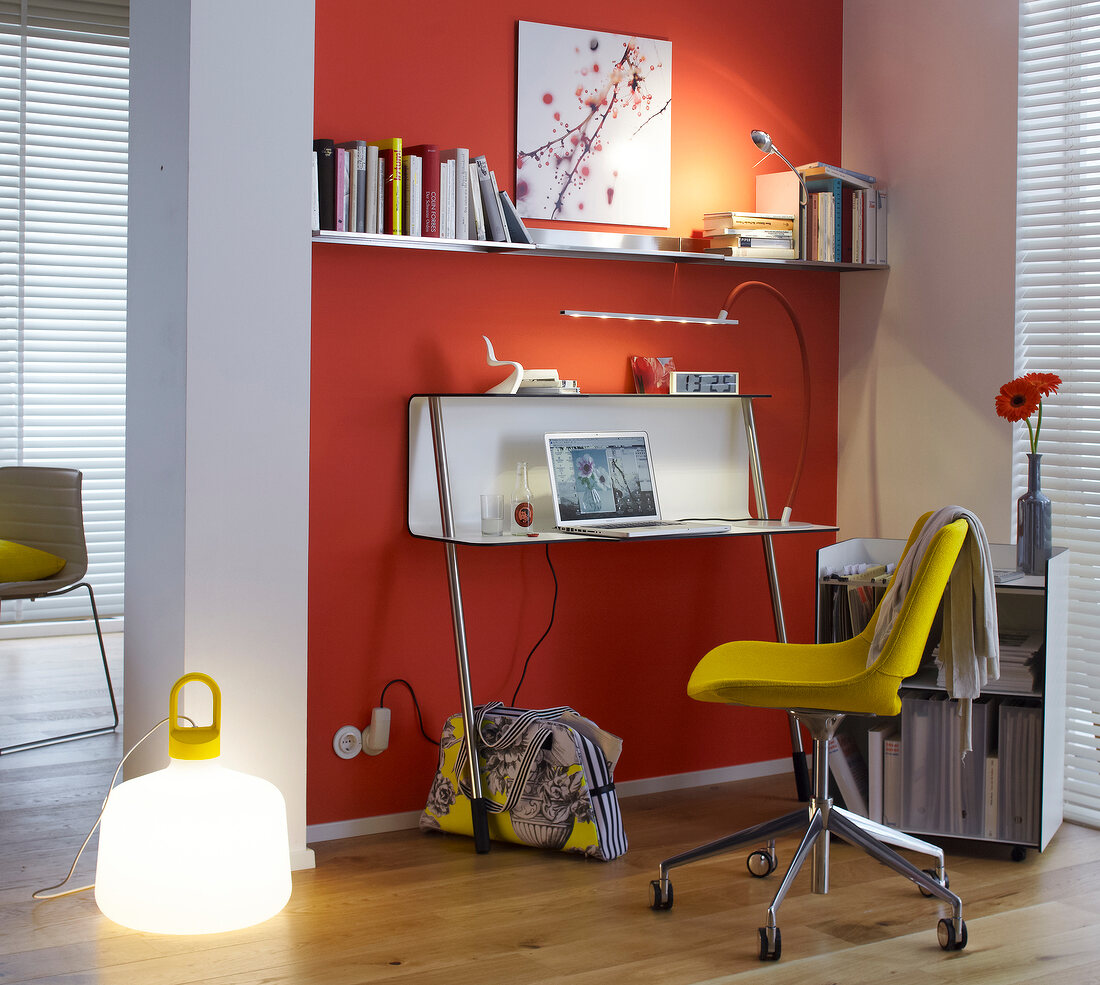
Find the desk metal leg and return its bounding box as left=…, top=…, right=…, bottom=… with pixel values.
left=742, top=400, right=811, bottom=803
left=429, top=397, right=491, bottom=853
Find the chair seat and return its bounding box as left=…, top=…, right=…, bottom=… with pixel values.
left=0, top=565, right=78, bottom=600
left=687, top=632, right=911, bottom=718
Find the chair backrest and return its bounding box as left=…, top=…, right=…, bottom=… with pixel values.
left=858, top=511, right=969, bottom=686
left=0, top=467, right=88, bottom=582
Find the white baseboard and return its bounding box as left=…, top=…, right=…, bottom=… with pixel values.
left=305, top=757, right=794, bottom=845
left=291, top=846, right=316, bottom=871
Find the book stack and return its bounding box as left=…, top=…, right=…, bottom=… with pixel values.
left=312, top=137, right=532, bottom=245
left=796, top=162, right=888, bottom=264
left=702, top=211, right=797, bottom=259
left=934, top=630, right=1044, bottom=694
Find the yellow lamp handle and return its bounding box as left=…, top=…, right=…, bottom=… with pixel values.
left=168, top=672, right=221, bottom=760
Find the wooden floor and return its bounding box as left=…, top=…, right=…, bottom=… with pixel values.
left=5, top=636, right=1100, bottom=984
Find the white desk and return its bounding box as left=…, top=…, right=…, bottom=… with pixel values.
left=408, top=393, right=836, bottom=850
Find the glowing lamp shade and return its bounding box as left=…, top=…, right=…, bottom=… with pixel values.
left=94, top=673, right=291, bottom=935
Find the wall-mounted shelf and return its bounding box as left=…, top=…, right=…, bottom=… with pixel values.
left=311, top=230, right=889, bottom=272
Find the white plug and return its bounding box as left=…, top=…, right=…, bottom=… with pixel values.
left=363, top=707, right=391, bottom=755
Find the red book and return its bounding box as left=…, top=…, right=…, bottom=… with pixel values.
left=405, top=144, right=440, bottom=238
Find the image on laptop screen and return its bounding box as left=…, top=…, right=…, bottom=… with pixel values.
left=546, top=432, right=659, bottom=523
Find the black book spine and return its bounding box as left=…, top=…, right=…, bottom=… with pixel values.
left=313, top=138, right=336, bottom=230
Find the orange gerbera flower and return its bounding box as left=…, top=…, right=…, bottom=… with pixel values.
left=1022, top=371, right=1062, bottom=398
left=995, top=371, right=1061, bottom=454
left=995, top=378, right=1040, bottom=422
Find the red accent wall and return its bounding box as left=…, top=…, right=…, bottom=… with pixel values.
left=310, top=0, right=843, bottom=825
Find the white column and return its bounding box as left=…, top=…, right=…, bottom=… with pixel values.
left=126, top=0, right=315, bottom=869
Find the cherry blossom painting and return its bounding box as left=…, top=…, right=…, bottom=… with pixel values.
left=515, top=21, right=672, bottom=227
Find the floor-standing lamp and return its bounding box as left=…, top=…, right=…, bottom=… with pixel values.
left=94, top=673, right=292, bottom=934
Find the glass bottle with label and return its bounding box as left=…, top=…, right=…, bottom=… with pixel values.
left=510, top=461, right=533, bottom=535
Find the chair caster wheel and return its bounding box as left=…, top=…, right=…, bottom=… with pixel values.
left=758, top=926, right=781, bottom=961
left=1011, top=845, right=1027, bottom=862
left=918, top=868, right=948, bottom=897
left=937, top=917, right=967, bottom=951
left=649, top=879, right=673, bottom=911
left=747, top=849, right=776, bottom=878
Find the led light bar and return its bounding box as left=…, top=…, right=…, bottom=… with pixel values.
left=560, top=309, right=738, bottom=326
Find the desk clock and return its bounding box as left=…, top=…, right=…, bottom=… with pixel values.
left=669, top=372, right=739, bottom=395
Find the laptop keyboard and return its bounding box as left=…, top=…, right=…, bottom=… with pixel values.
left=597, top=519, right=678, bottom=529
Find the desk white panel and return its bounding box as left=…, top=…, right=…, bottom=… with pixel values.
left=409, top=394, right=758, bottom=542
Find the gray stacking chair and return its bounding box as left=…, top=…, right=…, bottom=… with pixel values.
left=0, top=466, right=118, bottom=755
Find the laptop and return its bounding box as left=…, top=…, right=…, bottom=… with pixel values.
left=543, top=431, right=731, bottom=539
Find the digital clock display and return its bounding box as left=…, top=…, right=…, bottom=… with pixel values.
left=670, top=372, right=739, bottom=394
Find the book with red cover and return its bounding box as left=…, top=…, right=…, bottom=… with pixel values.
left=368, top=138, right=403, bottom=234
left=405, top=143, right=440, bottom=237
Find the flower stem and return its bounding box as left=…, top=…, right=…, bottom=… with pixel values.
left=1026, top=416, right=1037, bottom=455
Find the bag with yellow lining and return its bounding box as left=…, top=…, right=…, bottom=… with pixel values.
left=420, top=702, right=627, bottom=860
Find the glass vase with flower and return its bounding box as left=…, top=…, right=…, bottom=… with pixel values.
left=995, top=372, right=1061, bottom=574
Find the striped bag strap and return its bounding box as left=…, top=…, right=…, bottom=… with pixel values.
left=454, top=704, right=567, bottom=814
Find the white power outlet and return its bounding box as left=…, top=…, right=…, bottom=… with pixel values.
left=332, top=724, right=363, bottom=759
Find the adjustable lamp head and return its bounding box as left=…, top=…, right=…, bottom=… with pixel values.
left=750, top=128, right=808, bottom=206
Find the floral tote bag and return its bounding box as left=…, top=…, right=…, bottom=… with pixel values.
left=420, top=702, right=627, bottom=861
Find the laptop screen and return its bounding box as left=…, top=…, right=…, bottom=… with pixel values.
left=545, top=431, right=660, bottom=524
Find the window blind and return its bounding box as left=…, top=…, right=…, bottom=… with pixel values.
left=1018, top=0, right=1100, bottom=826
left=0, top=0, right=128, bottom=625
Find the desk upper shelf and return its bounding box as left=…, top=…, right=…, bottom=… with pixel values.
left=408, top=393, right=836, bottom=545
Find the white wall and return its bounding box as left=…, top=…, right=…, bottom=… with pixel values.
left=839, top=0, right=1019, bottom=542
left=126, top=0, right=315, bottom=868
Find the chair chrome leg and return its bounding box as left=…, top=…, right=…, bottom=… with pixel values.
left=832, top=805, right=946, bottom=872
left=658, top=809, right=807, bottom=883
left=828, top=806, right=963, bottom=925
left=0, top=583, right=118, bottom=756
left=766, top=806, right=826, bottom=929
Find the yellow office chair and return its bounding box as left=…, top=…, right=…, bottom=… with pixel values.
left=650, top=513, right=970, bottom=961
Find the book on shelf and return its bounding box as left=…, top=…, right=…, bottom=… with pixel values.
left=467, top=162, right=486, bottom=240
left=313, top=138, right=336, bottom=230
left=867, top=723, right=895, bottom=824
left=499, top=190, right=534, bottom=244
left=705, top=245, right=798, bottom=259
left=405, top=144, right=440, bottom=237
left=368, top=138, right=403, bottom=234
left=708, top=232, right=795, bottom=250
left=488, top=169, right=511, bottom=242
left=797, top=161, right=877, bottom=188
left=702, top=211, right=796, bottom=235
left=440, top=159, right=455, bottom=237
left=441, top=148, right=470, bottom=240
left=882, top=732, right=903, bottom=827
left=336, top=140, right=368, bottom=232
left=472, top=155, right=508, bottom=242
left=364, top=144, right=380, bottom=234
left=827, top=730, right=868, bottom=817
left=335, top=147, right=349, bottom=231
left=311, top=151, right=320, bottom=232
left=402, top=154, right=422, bottom=237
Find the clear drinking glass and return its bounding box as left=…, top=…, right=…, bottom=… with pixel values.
left=480, top=493, right=505, bottom=536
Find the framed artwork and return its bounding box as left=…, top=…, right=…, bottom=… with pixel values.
left=515, top=21, right=672, bottom=227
